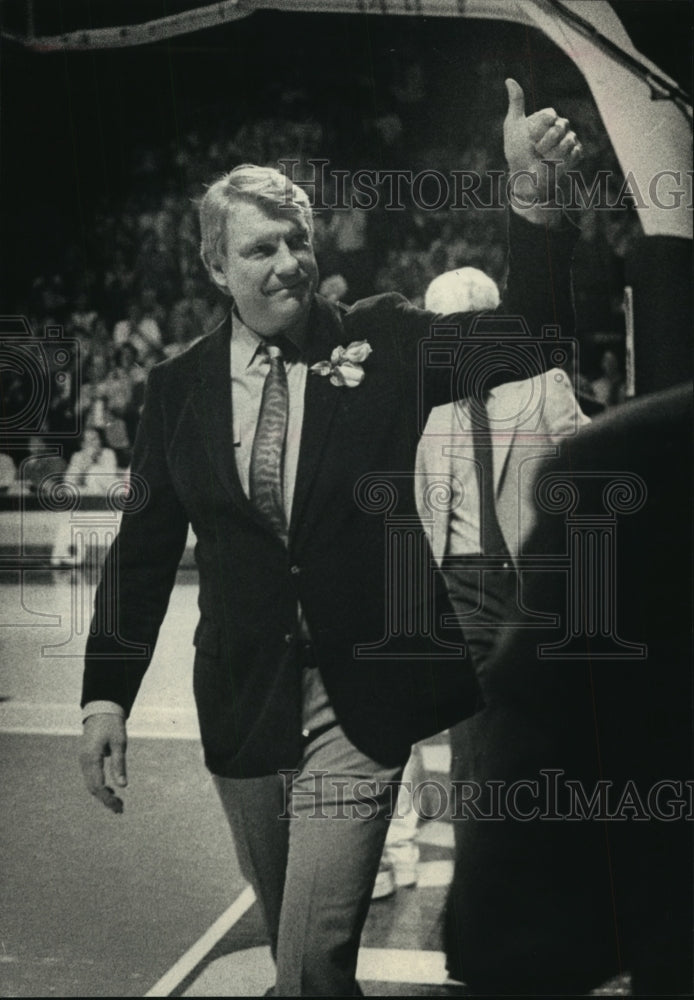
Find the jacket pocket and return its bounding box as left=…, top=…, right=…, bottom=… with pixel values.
left=193, top=618, right=220, bottom=657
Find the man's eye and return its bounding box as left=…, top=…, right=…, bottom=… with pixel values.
left=290, top=235, right=310, bottom=250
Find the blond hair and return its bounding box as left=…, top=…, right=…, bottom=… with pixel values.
left=199, top=163, right=313, bottom=278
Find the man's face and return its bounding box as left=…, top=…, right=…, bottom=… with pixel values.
left=211, top=199, right=318, bottom=337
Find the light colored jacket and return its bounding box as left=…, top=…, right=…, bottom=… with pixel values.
left=415, top=369, right=590, bottom=565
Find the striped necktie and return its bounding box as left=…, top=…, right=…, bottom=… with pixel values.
left=249, top=341, right=289, bottom=543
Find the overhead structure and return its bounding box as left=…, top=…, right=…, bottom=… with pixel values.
left=3, top=0, right=691, bottom=239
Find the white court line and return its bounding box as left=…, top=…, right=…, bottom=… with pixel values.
left=357, top=947, right=449, bottom=984
left=144, top=885, right=257, bottom=998
left=142, top=885, right=457, bottom=996
left=177, top=944, right=455, bottom=995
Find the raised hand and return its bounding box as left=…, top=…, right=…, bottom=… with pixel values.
left=503, top=78, right=582, bottom=203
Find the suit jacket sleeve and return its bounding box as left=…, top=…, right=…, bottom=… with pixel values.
left=503, top=207, right=579, bottom=339
left=81, top=362, right=189, bottom=714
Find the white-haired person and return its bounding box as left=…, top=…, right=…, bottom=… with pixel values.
left=415, top=266, right=589, bottom=665
left=424, top=266, right=502, bottom=314
left=79, top=80, right=584, bottom=997
left=375, top=267, right=589, bottom=901
left=415, top=266, right=589, bottom=982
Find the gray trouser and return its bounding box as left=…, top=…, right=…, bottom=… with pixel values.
left=214, top=722, right=402, bottom=997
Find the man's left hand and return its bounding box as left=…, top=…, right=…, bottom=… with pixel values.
left=503, top=78, right=582, bottom=204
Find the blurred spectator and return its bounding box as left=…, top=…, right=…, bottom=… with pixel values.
left=63, top=427, right=118, bottom=495
left=107, top=344, right=147, bottom=462
left=113, top=300, right=163, bottom=364
left=77, top=351, right=132, bottom=463
left=374, top=242, right=430, bottom=305
left=574, top=373, right=607, bottom=418
left=68, top=326, right=98, bottom=382
left=168, top=276, right=216, bottom=346
left=328, top=195, right=372, bottom=301
left=163, top=326, right=202, bottom=361
left=20, top=434, right=67, bottom=497
left=112, top=342, right=146, bottom=392
left=77, top=351, right=111, bottom=430
left=318, top=274, right=348, bottom=303
left=51, top=428, right=122, bottom=567
left=46, top=370, right=80, bottom=463
left=0, top=453, right=17, bottom=493
left=140, top=286, right=168, bottom=331
left=90, top=317, right=113, bottom=356
left=591, top=348, right=626, bottom=408
left=69, top=291, right=99, bottom=335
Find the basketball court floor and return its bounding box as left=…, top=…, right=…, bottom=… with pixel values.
left=1, top=568, right=630, bottom=997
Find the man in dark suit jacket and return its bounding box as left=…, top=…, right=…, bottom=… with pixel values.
left=79, top=80, right=583, bottom=995
left=444, top=383, right=693, bottom=996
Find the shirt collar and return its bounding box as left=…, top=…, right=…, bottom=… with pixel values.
left=231, top=308, right=307, bottom=369
left=231, top=311, right=263, bottom=371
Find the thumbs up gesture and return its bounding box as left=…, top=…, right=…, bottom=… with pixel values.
left=503, top=78, right=582, bottom=203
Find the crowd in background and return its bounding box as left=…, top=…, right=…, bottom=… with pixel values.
left=1, top=51, right=635, bottom=497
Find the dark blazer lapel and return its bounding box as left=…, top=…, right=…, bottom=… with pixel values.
left=289, top=295, right=346, bottom=541
left=190, top=324, right=259, bottom=521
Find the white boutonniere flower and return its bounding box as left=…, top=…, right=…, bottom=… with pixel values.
left=309, top=340, right=373, bottom=388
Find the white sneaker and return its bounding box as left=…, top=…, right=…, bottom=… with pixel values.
left=392, top=858, right=418, bottom=888
left=384, top=842, right=419, bottom=888
left=371, top=860, right=396, bottom=900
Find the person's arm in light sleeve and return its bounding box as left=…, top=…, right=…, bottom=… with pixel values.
left=543, top=369, right=592, bottom=444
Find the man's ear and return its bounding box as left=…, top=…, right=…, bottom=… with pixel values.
left=208, top=261, right=231, bottom=296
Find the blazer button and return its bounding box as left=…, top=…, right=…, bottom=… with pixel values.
left=284, top=633, right=293, bottom=644
left=290, top=565, right=301, bottom=575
